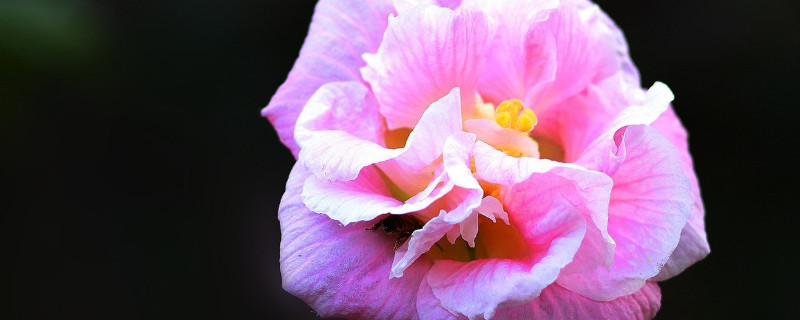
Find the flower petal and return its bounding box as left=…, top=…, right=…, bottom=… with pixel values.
left=279, top=164, right=431, bottom=320
left=303, top=166, right=454, bottom=225
left=295, top=81, right=400, bottom=181
left=560, top=125, right=692, bottom=300
left=391, top=132, right=484, bottom=277
left=298, top=88, right=465, bottom=225
left=463, top=119, right=541, bottom=158
left=475, top=195, right=509, bottom=225
left=576, top=81, right=674, bottom=173
left=650, top=106, right=710, bottom=280
left=426, top=194, right=586, bottom=319
left=492, top=282, right=662, bottom=320
left=263, top=0, right=395, bottom=156
left=417, top=278, right=465, bottom=320
left=296, top=84, right=462, bottom=182
left=533, top=73, right=636, bottom=163
left=467, top=0, right=626, bottom=116
left=361, top=5, right=494, bottom=129
left=461, top=0, right=559, bottom=105
left=473, top=141, right=616, bottom=274
left=473, top=141, right=579, bottom=186
left=525, top=0, right=628, bottom=109
left=394, top=0, right=464, bottom=14
left=396, top=87, right=466, bottom=170
left=392, top=209, right=456, bottom=278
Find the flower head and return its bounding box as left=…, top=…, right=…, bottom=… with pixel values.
left=264, top=0, right=709, bottom=319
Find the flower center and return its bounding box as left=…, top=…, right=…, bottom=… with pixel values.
left=465, top=98, right=541, bottom=158
left=476, top=98, right=538, bottom=133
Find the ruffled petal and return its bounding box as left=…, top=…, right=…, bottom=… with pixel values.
left=463, top=119, right=540, bottom=158
left=575, top=81, right=674, bottom=173
left=475, top=196, right=509, bottom=225
left=303, top=166, right=454, bottom=225
left=473, top=141, right=615, bottom=274
left=298, top=88, right=465, bottom=225
left=492, top=282, right=662, bottom=320
left=416, top=273, right=465, bottom=320
left=279, top=164, right=431, bottom=320
left=392, top=208, right=457, bottom=278
left=376, top=86, right=465, bottom=194
left=650, top=106, right=709, bottom=280
left=460, top=0, right=559, bottom=105
left=296, top=85, right=462, bottom=182
left=560, top=126, right=692, bottom=300
left=361, top=4, right=494, bottom=129
left=295, top=81, right=400, bottom=181
left=533, top=73, right=637, bottom=163
left=466, top=0, right=626, bottom=114
left=394, top=0, right=464, bottom=14
left=426, top=193, right=586, bottom=319
left=397, top=87, right=466, bottom=170
left=524, top=0, right=627, bottom=110
left=263, top=0, right=395, bottom=156
left=587, top=0, right=641, bottom=86
left=392, top=132, right=484, bottom=277
left=652, top=215, right=708, bottom=281
left=392, top=187, right=484, bottom=277
left=473, top=141, right=581, bottom=186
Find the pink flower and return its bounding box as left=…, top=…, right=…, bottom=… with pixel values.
left=263, top=0, right=709, bottom=319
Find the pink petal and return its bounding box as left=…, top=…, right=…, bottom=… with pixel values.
left=394, top=0, right=463, bottom=14
left=493, top=282, right=662, bottom=320
left=472, top=141, right=580, bottom=186
left=378, top=86, right=466, bottom=194
left=473, top=141, right=616, bottom=274
left=650, top=106, right=710, bottom=280
left=295, top=82, right=400, bottom=181
left=396, top=88, right=466, bottom=170
left=296, top=85, right=462, bottom=182
left=475, top=195, right=509, bottom=225
left=587, top=0, right=641, bottom=86
left=426, top=194, right=586, bottom=319
left=463, top=119, right=541, bottom=158
left=560, top=126, right=692, bottom=300
left=441, top=132, right=480, bottom=191
left=279, top=164, right=431, bottom=320
left=361, top=5, right=494, bottom=129
left=533, top=73, right=635, bottom=163
left=303, top=166, right=454, bottom=225
left=576, top=82, right=674, bottom=173
left=262, top=0, right=395, bottom=156
left=461, top=0, right=559, bottom=105
left=392, top=133, right=484, bottom=276
left=467, top=0, right=627, bottom=114
left=298, top=88, right=465, bottom=225
left=652, top=215, right=709, bottom=281
left=392, top=209, right=457, bottom=278
left=525, top=1, right=627, bottom=109
left=417, top=278, right=465, bottom=320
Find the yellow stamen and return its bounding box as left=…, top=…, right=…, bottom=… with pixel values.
left=515, top=113, right=535, bottom=133
left=498, top=99, right=523, bottom=113
left=495, top=100, right=512, bottom=113
left=490, top=99, right=537, bottom=133
left=522, top=108, right=537, bottom=125
left=495, top=111, right=512, bottom=128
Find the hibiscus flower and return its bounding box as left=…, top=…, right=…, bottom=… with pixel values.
left=263, top=0, right=709, bottom=319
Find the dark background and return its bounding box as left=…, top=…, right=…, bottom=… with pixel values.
left=3, top=0, right=798, bottom=319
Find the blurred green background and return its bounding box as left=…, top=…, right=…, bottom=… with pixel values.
left=2, top=0, right=799, bottom=319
